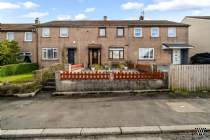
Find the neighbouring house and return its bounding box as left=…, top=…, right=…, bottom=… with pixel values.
left=0, top=23, right=37, bottom=63
left=182, top=16, right=210, bottom=58
left=0, top=16, right=192, bottom=68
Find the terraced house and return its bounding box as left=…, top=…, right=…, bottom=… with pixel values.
left=0, top=17, right=193, bottom=68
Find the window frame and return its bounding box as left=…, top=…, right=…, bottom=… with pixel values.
left=6, top=32, right=14, bottom=41
left=42, top=48, right=58, bottom=60
left=134, top=27, right=142, bottom=38
left=168, top=27, right=177, bottom=38
left=60, top=27, right=69, bottom=37
left=151, top=27, right=159, bottom=38
left=24, top=32, right=33, bottom=42
left=98, top=27, right=106, bottom=37
left=139, top=48, right=155, bottom=60
left=116, top=27, right=124, bottom=37
left=108, top=48, right=124, bottom=60
left=42, top=28, right=50, bottom=37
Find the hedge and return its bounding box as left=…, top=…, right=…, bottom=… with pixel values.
left=0, top=63, right=38, bottom=77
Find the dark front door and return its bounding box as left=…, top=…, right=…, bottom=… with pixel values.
left=92, top=49, right=99, bottom=64
left=68, top=48, right=75, bottom=64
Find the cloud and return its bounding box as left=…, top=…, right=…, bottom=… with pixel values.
left=57, top=15, right=71, bottom=20
left=22, top=1, right=39, bottom=9
left=121, top=2, right=144, bottom=10
left=145, top=0, right=210, bottom=11
left=74, top=13, right=86, bottom=20
left=0, top=2, right=20, bottom=10
left=85, top=7, right=95, bottom=13
left=22, top=12, right=49, bottom=18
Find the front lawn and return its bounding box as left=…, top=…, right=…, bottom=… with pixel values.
left=0, top=73, right=34, bottom=84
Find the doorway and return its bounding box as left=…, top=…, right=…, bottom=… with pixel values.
left=68, top=48, right=75, bottom=64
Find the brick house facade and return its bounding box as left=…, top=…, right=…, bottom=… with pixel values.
left=0, top=18, right=192, bottom=68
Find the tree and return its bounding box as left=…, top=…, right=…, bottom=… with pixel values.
left=0, top=40, right=20, bottom=66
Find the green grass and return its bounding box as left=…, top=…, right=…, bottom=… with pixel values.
left=0, top=73, right=34, bottom=84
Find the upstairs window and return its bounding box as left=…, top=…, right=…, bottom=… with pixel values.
left=139, top=48, right=154, bottom=60
left=109, top=48, right=124, bottom=60
left=24, top=32, right=32, bottom=42
left=42, top=28, right=50, bottom=37
left=134, top=28, right=142, bottom=37
left=60, top=27, right=69, bottom=37
left=151, top=27, right=159, bottom=37
left=42, top=48, right=58, bottom=60
left=168, top=27, right=176, bottom=37
left=116, top=27, right=124, bottom=37
left=99, top=27, right=106, bottom=37
left=6, top=32, right=14, bottom=41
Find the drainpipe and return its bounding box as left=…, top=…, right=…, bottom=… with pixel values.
left=35, top=18, right=40, bottom=68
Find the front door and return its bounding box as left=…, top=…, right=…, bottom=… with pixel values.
left=92, top=49, right=99, bottom=64
left=173, top=49, right=181, bottom=64
left=68, top=49, right=75, bottom=64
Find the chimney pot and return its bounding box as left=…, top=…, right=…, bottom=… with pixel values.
left=140, top=16, right=144, bottom=21
left=35, top=18, right=40, bottom=24
left=103, top=16, right=108, bottom=21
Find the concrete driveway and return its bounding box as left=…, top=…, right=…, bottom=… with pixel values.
left=0, top=92, right=210, bottom=129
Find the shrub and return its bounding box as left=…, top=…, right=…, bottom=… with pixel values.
left=0, top=63, right=38, bottom=77
left=34, top=63, right=64, bottom=83
left=0, top=82, right=41, bottom=95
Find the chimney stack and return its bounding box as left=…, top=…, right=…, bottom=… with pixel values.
left=140, top=10, right=144, bottom=21
left=140, top=15, right=144, bottom=21
left=35, top=18, right=40, bottom=25
left=103, top=16, right=108, bottom=21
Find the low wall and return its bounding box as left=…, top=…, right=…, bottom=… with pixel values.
left=56, top=72, right=167, bottom=92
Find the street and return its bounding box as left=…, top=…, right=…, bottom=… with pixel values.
left=0, top=92, right=210, bottom=130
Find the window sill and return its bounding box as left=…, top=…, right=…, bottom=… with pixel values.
left=42, top=59, right=59, bottom=61
left=108, top=59, right=124, bottom=61
left=41, top=36, right=51, bottom=38
left=168, top=37, right=177, bottom=38
left=138, top=59, right=155, bottom=61
left=59, top=36, right=69, bottom=38
left=24, top=40, right=32, bottom=42
left=98, top=36, right=107, bottom=38
left=134, top=36, right=143, bottom=38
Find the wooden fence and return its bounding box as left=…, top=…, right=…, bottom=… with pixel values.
left=60, top=71, right=166, bottom=80
left=169, top=65, right=210, bottom=91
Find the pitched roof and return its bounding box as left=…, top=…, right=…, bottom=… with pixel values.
left=0, top=24, right=34, bottom=31
left=186, top=16, right=210, bottom=20
left=39, top=20, right=189, bottom=27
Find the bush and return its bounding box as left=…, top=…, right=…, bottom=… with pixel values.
left=0, top=82, right=41, bottom=95
left=0, top=63, right=38, bottom=77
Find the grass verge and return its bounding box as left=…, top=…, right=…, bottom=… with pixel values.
left=0, top=73, right=33, bottom=84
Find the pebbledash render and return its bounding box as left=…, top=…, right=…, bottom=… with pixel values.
left=0, top=17, right=193, bottom=68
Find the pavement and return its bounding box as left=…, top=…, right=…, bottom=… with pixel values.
left=0, top=92, right=210, bottom=138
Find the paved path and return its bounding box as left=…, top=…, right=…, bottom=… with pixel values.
left=0, top=93, right=210, bottom=129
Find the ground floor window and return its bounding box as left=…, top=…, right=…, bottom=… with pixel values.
left=109, top=48, right=124, bottom=60
left=139, top=48, right=154, bottom=59
left=19, top=52, right=32, bottom=63
left=42, top=48, right=58, bottom=60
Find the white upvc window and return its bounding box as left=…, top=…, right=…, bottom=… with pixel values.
left=6, top=32, right=14, bottom=41
left=60, top=27, right=69, bottom=37
left=151, top=27, right=159, bottom=37
left=24, top=32, right=33, bottom=42
left=139, top=48, right=154, bottom=60
left=109, top=48, right=124, bottom=59
left=42, top=28, right=50, bottom=37
left=99, top=27, right=106, bottom=37
left=168, top=27, right=176, bottom=37
left=117, top=27, right=124, bottom=37
left=42, top=48, right=58, bottom=60
left=134, top=27, right=142, bottom=37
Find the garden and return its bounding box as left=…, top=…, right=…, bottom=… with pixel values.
left=0, top=40, right=40, bottom=96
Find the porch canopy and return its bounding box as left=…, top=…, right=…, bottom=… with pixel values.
left=162, top=43, right=194, bottom=50
left=88, top=44, right=102, bottom=49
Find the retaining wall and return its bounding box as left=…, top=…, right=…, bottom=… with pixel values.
left=55, top=72, right=167, bottom=92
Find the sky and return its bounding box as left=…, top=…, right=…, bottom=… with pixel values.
left=0, top=0, right=210, bottom=23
